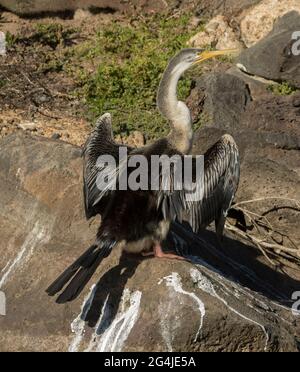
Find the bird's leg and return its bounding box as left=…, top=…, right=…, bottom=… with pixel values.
left=153, top=243, right=185, bottom=260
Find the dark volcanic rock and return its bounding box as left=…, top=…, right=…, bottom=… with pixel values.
left=226, top=66, right=272, bottom=100
left=187, top=73, right=252, bottom=130
left=238, top=11, right=300, bottom=88
left=0, top=133, right=299, bottom=351
left=190, top=68, right=300, bottom=257
left=241, top=93, right=300, bottom=150
left=189, top=71, right=300, bottom=152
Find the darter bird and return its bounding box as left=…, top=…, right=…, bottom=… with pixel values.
left=47, top=48, right=240, bottom=303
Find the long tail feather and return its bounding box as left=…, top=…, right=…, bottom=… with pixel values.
left=46, top=239, right=116, bottom=303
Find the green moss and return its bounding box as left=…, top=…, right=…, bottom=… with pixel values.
left=69, top=14, right=205, bottom=140
left=268, top=82, right=298, bottom=96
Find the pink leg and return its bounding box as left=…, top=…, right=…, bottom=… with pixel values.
left=153, top=243, right=185, bottom=260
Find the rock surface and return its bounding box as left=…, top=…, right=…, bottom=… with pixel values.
left=0, top=0, right=300, bottom=353
left=0, top=132, right=299, bottom=352
left=240, top=0, right=300, bottom=47
left=115, top=130, right=145, bottom=148
left=238, top=11, right=300, bottom=88
left=187, top=73, right=252, bottom=131
left=189, top=72, right=300, bottom=149
left=188, top=15, right=243, bottom=50
left=187, top=62, right=300, bottom=257
left=0, top=0, right=168, bottom=15
left=195, top=0, right=261, bottom=18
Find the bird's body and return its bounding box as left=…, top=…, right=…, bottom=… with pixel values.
left=47, top=48, right=240, bottom=303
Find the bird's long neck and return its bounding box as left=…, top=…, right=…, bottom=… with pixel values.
left=157, top=61, right=193, bottom=154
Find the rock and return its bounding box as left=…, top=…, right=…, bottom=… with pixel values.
left=0, top=126, right=8, bottom=136
left=0, top=32, right=6, bottom=56
left=240, top=0, right=300, bottom=47
left=189, top=16, right=202, bottom=29
left=238, top=11, right=300, bottom=88
left=226, top=66, right=272, bottom=99
left=189, top=70, right=300, bottom=151
left=189, top=67, right=300, bottom=253
left=31, top=92, right=50, bottom=106
left=241, top=94, right=300, bottom=148
left=17, top=121, right=37, bottom=131
left=187, top=73, right=251, bottom=130
left=292, top=93, right=300, bottom=107
left=51, top=132, right=62, bottom=140
left=73, top=8, right=93, bottom=21
left=0, top=0, right=168, bottom=16
left=0, top=133, right=299, bottom=351
left=195, top=0, right=261, bottom=18
left=126, top=131, right=145, bottom=148
left=188, top=15, right=243, bottom=50
left=115, top=131, right=145, bottom=148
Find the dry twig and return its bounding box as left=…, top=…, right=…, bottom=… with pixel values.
left=226, top=197, right=300, bottom=265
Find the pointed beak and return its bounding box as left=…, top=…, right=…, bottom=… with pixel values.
left=193, top=49, right=239, bottom=64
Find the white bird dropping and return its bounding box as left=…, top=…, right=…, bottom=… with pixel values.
left=0, top=32, right=6, bottom=56
left=0, top=291, right=6, bottom=316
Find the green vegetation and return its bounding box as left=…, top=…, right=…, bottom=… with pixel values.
left=69, top=14, right=205, bottom=140
left=7, top=23, right=78, bottom=50
left=5, top=31, right=18, bottom=48
left=5, top=15, right=209, bottom=140
left=268, top=82, right=298, bottom=96
left=33, top=23, right=78, bottom=49
left=0, top=78, right=7, bottom=88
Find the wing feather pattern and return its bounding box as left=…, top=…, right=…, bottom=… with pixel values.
left=156, top=134, right=240, bottom=236
left=82, top=113, right=132, bottom=219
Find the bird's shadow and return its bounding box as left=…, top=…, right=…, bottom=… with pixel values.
left=81, top=222, right=299, bottom=333
left=81, top=252, right=140, bottom=334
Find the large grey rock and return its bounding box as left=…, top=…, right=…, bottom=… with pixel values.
left=238, top=11, right=300, bottom=88
left=0, top=133, right=299, bottom=352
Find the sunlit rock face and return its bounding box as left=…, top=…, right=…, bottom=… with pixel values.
left=0, top=133, right=299, bottom=352
left=188, top=15, right=243, bottom=51
left=238, top=11, right=300, bottom=89
left=239, top=0, right=300, bottom=47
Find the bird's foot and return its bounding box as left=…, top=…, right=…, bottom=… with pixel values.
left=153, top=243, right=185, bottom=260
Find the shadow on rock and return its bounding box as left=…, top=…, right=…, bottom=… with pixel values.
left=81, top=252, right=140, bottom=333
left=81, top=221, right=299, bottom=336
left=168, top=221, right=300, bottom=306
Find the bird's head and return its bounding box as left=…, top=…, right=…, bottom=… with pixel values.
left=168, top=48, right=239, bottom=75
left=157, top=47, right=239, bottom=150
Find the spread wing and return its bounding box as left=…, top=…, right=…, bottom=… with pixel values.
left=156, top=135, right=240, bottom=236
left=82, top=113, right=132, bottom=219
